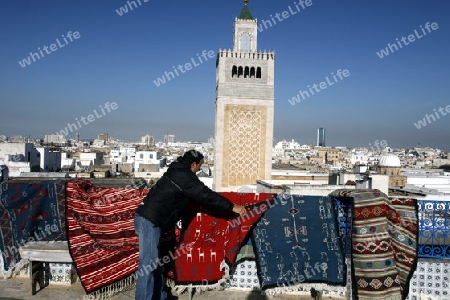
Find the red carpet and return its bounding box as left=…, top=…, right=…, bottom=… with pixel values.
left=171, top=192, right=274, bottom=284
left=66, top=179, right=146, bottom=293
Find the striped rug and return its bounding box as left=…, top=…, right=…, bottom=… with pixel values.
left=65, top=179, right=146, bottom=294
left=331, top=189, right=418, bottom=300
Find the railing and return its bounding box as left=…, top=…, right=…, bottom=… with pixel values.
left=418, top=200, right=450, bottom=258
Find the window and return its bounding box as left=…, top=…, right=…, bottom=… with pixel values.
left=256, top=67, right=262, bottom=78
left=240, top=33, right=250, bottom=51
left=232, top=65, right=237, bottom=78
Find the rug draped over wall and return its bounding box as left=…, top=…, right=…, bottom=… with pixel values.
left=65, top=179, right=147, bottom=294
left=169, top=192, right=274, bottom=286
left=0, top=180, right=66, bottom=273
left=251, top=194, right=347, bottom=292
left=66, top=180, right=272, bottom=295
left=0, top=180, right=419, bottom=300
left=331, top=189, right=418, bottom=300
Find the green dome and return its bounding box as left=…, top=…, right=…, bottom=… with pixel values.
left=239, top=5, right=254, bottom=20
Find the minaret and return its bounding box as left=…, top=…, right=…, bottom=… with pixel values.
left=213, top=0, right=275, bottom=191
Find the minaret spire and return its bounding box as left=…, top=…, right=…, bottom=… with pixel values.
left=239, top=0, right=253, bottom=20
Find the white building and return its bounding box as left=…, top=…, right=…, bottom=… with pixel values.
left=274, top=139, right=301, bottom=151
left=110, top=148, right=136, bottom=164
left=92, top=139, right=106, bottom=147
left=36, top=147, right=61, bottom=172
left=402, top=169, right=450, bottom=195
left=134, top=151, right=166, bottom=172
left=337, top=172, right=390, bottom=195
left=0, top=142, right=40, bottom=177
left=61, top=152, right=76, bottom=171
left=197, top=166, right=213, bottom=189
left=78, top=152, right=104, bottom=170
left=350, top=149, right=369, bottom=165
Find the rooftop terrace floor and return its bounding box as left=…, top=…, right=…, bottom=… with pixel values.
left=0, top=276, right=346, bottom=300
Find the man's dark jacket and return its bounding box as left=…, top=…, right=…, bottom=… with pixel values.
left=135, top=158, right=234, bottom=230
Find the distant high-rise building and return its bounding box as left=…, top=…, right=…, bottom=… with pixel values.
left=164, top=134, right=175, bottom=144
left=141, top=134, right=155, bottom=146
left=214, top=1, right=275, bottom=191
left=317, top=128, right=326, bottom=147
left=44, top=134, right=66, bottom=145
left=97, top=133, right=109, bottom=142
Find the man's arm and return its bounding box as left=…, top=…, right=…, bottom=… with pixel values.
left=180, top=174, right=247, bottom=216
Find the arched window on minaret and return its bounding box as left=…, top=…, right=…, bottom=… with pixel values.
left=256, top=67, right=261, bottom=78
left=244, top=66, right=250, bottom=78
left=240, top=33, right=251, bottom=52
left=238, top=66, right=243, bottom=78
left=250, top=67, right=255, bottom=78
left=232, top=66, right=237, bottom=78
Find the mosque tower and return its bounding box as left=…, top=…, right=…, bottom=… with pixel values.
left=213, top=0, right=275, bottom=191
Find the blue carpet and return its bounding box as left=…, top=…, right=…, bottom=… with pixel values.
left=0, top=180, right=66, bottom=270
left=251, top=194, right=346, bottom=290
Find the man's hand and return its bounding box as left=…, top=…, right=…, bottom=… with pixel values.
left=232, top=204, right=247, bottom=216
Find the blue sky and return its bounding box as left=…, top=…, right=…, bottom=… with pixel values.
left=1, top=0, right=449, bottom=150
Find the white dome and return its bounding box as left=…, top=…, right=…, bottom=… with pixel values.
left=378, top=154, right=401, bottom=167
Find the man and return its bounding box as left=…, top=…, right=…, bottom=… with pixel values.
left=134, top=150, right=247, bottom=300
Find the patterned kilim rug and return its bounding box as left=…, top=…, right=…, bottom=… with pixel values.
left=330, top=189, right=418, bottom=300
left=0, top=180, right=66, bottom=274
left=169, top=192, right=274, bottom=291
left=65, top=179, right=147, bottom=297
left=251, top=194, right=347, bottom=292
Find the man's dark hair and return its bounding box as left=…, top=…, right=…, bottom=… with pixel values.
left=182, top=150, right=204, bottom=165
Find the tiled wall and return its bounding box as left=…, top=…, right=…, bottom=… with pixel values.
left=407, top=259, right=449, bottom=300
left=48, top=262, right=78, bottom=285
left=0, top=255, right=77, bottom=285
left=229, top=260, right=260, bottom=290
left=227, top=258, right=450, bottom=300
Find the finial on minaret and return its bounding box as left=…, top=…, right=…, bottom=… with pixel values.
left=244, top=0, right=249, bottom=4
